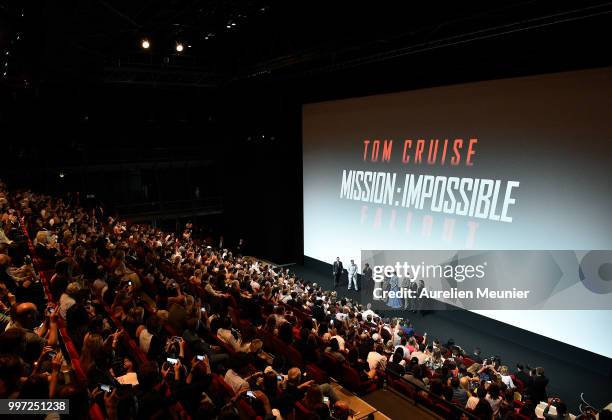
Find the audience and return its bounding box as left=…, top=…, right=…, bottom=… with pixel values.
left=0, top=180, right=592, bottom=420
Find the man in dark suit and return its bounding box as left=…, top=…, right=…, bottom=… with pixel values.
left=515, top=364, right=532, bottom=389
left=362, top=263, right=372, bottom=293
left=529, top=367, right=549, bottom=403
left=332, top=257, right=343, bottom=288
left=312, top=299, right=326, bottom=323
left=472, top=347, right=484, bottom=364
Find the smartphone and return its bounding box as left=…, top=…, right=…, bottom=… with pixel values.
left=201, top=308, right=206, bottom=312
left=197, top=355, right=206, bottom=361
left=48, top=351, right=57, bottom=358
left=166, top=357, right=178, bottom=365
left=323, top=396, right=329, bottom=405
left=246, top=390, right=256, bottom=399
left=100, top=384, right=113, bottom=393
left=128, top=281, right=132, bottom=286
left=277, top=375, right=283, bottom=381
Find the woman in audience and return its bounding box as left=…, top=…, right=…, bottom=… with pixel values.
left=499, top=365, right=516, bottom=389
left=466, top=382, right=487, bottom=410
left=486, top=383, right=504, bottom=418
left=427, top=347, right=445, bottom=370
left=80, top=332, right=104, bottom=374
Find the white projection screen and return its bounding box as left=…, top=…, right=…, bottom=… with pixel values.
left=302, top=67, right=612, bottom=358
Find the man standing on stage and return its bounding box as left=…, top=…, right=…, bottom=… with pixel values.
left=400, top=273, right=412, bottom=310
left=348, top=259, right=359, bottom=291
left=333, top=257, right=343, bottom=288
left=362, top=263, right=372, bottom=293
left=407, top=278, right=418, bottom=312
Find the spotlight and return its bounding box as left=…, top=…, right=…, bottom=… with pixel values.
left=59, top=172, right=65, bottom=179
left=175, top=42, right=184, bottom=52
left=141, top=39, right=150, bottom=49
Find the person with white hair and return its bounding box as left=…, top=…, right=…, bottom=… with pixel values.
left=59, top=282, right=81, bottom=318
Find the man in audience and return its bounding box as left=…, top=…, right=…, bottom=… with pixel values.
left=8, top=302, right=58, bottom=363
left=367, top=343, right=387, bottom=371
left=450, top=377, right=469, bottom=405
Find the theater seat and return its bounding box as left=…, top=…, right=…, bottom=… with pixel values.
left=305, top=363, right=329, bottom=384
left=321, top=353, right=342, bottom=380
left=285, top=344, right=304, bottom=368
left=415, top=393, right=435, bottom=410
left=89, top=403, right=105, bottom=420
left=434, top=402, right=453, bottom=418
left=340, top=364, right=378, bottom=395
left=236, top=398, right=261, bottom=420
left=511, top=375, right=525, bottom=393
left=463, top=357, right=475, bottom=367
left=207, top=374, right=235, bottom=406
left=391, top=378, right=417, bottom=399
left=293, top=401, right=315, bottom=420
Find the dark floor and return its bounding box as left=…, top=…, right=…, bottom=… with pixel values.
left=291, top=263, right=612, bottom=414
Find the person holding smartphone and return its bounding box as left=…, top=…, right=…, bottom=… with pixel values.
left=543, top=397, right=570, bottom=420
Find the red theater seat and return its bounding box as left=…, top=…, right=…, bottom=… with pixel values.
left=321, top=353, right=342, bottom=380
left=415, top=393, right=435, bottom=409
left=512, top=375, right=525, bottom=393
left=434, top=402, right=453, bottom=418
left=463, top=357, right=475, bottom=367
left=391, top=378, right=417, bottom=399
left=286, top=344, right=305, bottom=368
left=293, top=401, right=315, bottom=420
left=305, top=363, right=329, bottom=384
left=340, top=364, right=378, bottom=395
